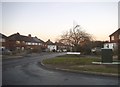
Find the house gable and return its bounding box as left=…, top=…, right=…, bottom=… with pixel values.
left=109, top=28, right=120, bottom=43
left=0, top=33, right=7, bottom=49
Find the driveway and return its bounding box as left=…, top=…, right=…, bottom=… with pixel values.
left=2, top=52, right=118, bottom=85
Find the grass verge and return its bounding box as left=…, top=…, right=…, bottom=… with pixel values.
left=42, top=54, right=118, bottom=74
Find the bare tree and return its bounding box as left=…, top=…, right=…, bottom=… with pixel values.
left=59, top=24, right=92, bottom=53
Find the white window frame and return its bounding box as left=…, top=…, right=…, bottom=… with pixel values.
left=0, top=38, right=2, bottom=42
left=2, top=39, right=5, bottom=42
left=39, top=43, right=41, bottom=45
left=16, top=41, right=20, bottom=44
left=32, top=43, right=35, bottom=45
left=27, top=42, right=31, bottom=45
left=111, top=36, right=114, bottom=40
left=35, top=43, right=37, bottom=45
left=22, top=41, right=25, bottom=43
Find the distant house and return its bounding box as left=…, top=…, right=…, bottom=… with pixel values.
left=55, top=42, right=67, bottom=52
left=0, top=33, right=7, bottom=50
left=45, top=39, right=57, bottom=52
left=6, top=33, right=44, bottom=51
left=104, top=28, right=120, bottom=51
left=32, top=36, right=46, bottom=51
left=55, top=42, right=73, bottom=52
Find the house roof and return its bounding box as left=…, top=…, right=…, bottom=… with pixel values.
left=46, top=39, right=55, bottom=45
left=109, top=28, right=120, bottom=37
left=8, top=33, right=44, bottom=43
left=55, top=42, right=65, bottom=46
left=38, top=39, right=45, bottom=43
left=32, top=37, right=44, bottom=43
left=8, top=33, right=30, bottom=41
left=0, top=33, right=7, bottom=39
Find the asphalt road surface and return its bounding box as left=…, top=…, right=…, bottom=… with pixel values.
left=2, top=52, right=119, bottom=85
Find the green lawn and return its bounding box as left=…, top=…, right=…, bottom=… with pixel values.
left=42, top=54, right=118, bottom=74
left=43, top=56, right=100, bottom=65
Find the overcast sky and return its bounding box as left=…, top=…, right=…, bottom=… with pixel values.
left=1, top=0, right=119, bottom=42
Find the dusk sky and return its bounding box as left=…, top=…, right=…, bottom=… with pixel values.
left=1, top=0, right=119, bottom=42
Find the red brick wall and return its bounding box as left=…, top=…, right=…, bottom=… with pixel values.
left=110, top=29, right=120, bottom=43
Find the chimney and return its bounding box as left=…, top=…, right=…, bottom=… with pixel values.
left=17, top=32, right=20, bottom=35
left=28, top=34, right=31, bottom=37
left=48, top=39, right=50, bottom=41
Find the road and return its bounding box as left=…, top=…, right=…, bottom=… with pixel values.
left=2, top=52, right=119, bottom=85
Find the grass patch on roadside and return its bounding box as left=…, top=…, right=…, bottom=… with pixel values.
left=43, top=56, right=100, bottom=65
left=70, top=65, right=118, bottom=74
left=42, top=54, right=118, bottom=74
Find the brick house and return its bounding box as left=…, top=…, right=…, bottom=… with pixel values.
left=45, top=39, right=57, bottom=52
left=104, top=28, right=120, bottom=51
left=45, top=39, right=73, bottom=52
left=0, top=33, right=7, bottom=50
left=55, top=42, right=72, bottom=52
left=55, top=42, right=67, bottom=52
left=6, top=33, right=44, bottom=52
left=109, top=28, right=120, bottom=43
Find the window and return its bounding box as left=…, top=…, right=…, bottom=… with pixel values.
left=0, top=38, right=2, bottom=42
left=22, top=41, right=25, bottom=43
left=16, top=47, right=20, bottom=50
left=32, top=43, right=35, bottom=45
left=16, top=41, right=20, bottom=44
left=2, top=39, right=5, bottom=42
left=22, top=47, right=24, bottom=50
left=26, top=42, right=28, bottom=45
left=26, top=42, right=31, bottom=45
left=35, top=43, right=37, bottom=45
left=111, top=36, right=114, bottom=40
left=0, top=38, right=5, bottom=42
left=28, top=42, right=31, bottom=45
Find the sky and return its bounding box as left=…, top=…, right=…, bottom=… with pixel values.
left=1, top=0, right=119, bottom=42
